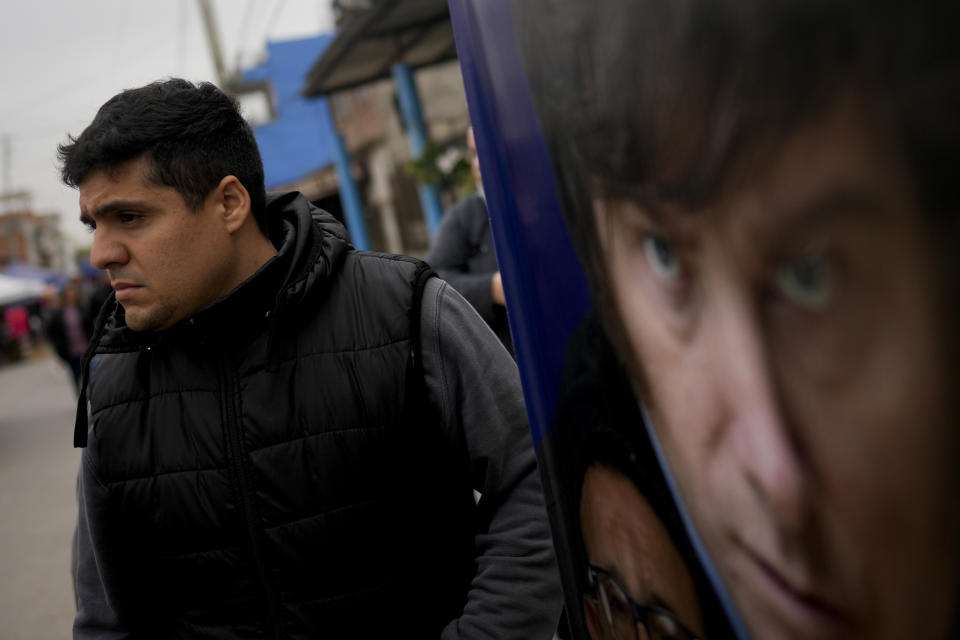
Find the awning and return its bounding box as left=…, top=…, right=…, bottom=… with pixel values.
left=2, top=261, right=68, bottom=286
left=0, top=274, right=47, bottom=306
left=303, top=0, right=456, bottom=97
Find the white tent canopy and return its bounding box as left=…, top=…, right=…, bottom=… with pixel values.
left=0, top=273, right=47, bottom=306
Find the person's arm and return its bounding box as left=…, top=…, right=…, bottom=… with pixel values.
left=425, top=196, right=501, bottom=324
left=74, top=430, right=130, bottom=640
left=420, top=277, right=562, bottom=640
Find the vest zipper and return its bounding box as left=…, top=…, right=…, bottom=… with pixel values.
left=220, top=359, right=282, bottom=639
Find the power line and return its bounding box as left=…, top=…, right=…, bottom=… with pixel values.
left=234, top=0, right=257, bottom=70
left=262, top=0, right=288, bottom=43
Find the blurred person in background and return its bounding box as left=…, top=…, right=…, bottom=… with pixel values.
left=515, top=0, right=960, bottom=638
left=426, top=127, right=513, bottom=354
left=43, top=278, right=92, bottom=391
left=60, top=79, right=561, bottom=639
left=4, top=303, right=31, bottom=361
left=81, top=270, right=113, bottom=327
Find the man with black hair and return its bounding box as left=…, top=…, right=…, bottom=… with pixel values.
left=546, top=312, right=734, bottom=640
left=62, top=78, right=561, bottom=639
left=578, top=425, right=704, bottom=640
left=514, top=0, right=960, bottom=638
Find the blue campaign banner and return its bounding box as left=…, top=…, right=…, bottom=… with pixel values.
left=447, top=0, right=591, bottom=452
left=450, top=2, right=960, bottom=640
left=448, top=2, right=743, bottom=638
left=449, top=0, right=760, bottom=638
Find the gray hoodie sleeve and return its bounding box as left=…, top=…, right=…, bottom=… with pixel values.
left=424, top=195, right=498, bottom=325
left=74, top=429, right=130, bottom=639
left=420, top=277, right=563, bottom=640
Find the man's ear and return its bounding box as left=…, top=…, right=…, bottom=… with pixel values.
left=217, top=175, right=252, bottom=234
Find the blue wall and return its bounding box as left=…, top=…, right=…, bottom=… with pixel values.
left=243, top=36, right=338, bottom=189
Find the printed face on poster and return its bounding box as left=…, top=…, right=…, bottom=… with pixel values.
left=449, top=1, right=960, bottom=639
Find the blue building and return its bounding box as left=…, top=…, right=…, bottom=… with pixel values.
left=244, top=24, right=473, bottom=257
left=241, top=35, right=369, bottom=249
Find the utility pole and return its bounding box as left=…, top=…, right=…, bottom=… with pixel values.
left=2, top=135, right=10, bottom=195
left=1, top=134, right=10, bottom=213
left=0, top=136, right=32, bottom=212
left=196, top=0, right=229, bottom=87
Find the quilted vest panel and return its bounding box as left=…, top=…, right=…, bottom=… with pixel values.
left=89, top=252, right=477, bottom=639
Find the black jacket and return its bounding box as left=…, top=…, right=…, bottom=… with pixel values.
left=425, top=193, right=513, bottom=354
left=74, top=193, right=484, bottom=638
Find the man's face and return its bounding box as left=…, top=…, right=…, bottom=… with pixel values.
left=581, top=463, right=703, bottom=639
left=595, top=97, right=959, bottom=639
left=80, top=157, right=237, bottom=332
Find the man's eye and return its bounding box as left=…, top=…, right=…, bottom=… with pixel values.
left=775, top=254, right=831, bottom=309
left=642, top=233, right=679, bottom=280
left=117, top=213, right=139, bottom=224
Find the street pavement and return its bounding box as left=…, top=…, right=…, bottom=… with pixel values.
left=0, top=352, right=81, bottom=638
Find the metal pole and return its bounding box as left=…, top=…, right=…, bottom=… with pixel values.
left=1, top=135, right=10, bottom=213
left=329, top=123, right=370, bottom=251
left=391, top=63, right=443, bottom=237
left=196, top=0, right=229, bottom=87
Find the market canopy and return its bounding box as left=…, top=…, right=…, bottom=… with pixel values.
left=0, top=273, right=47, bottom=306
left=302, top=0, right=456, bottom=97
left=2, top=261, right=68, bottom=286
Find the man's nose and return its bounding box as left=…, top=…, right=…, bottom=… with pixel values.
left=89, top=228, right=128, bottom=271
left=708, top=288, right=810, bottom=534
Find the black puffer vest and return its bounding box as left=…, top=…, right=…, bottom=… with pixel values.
left=76, top=193, right=478, bottom=639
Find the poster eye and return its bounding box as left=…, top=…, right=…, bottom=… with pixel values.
left=775, top=254, right=832, bottom=309
left=642, top=234, right=679, bottom=281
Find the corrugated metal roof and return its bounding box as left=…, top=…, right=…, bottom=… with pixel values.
left=303, top=0, right=455, bottom=97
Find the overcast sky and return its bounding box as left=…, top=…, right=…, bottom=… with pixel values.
left=0, top=0, right=335, bottom=252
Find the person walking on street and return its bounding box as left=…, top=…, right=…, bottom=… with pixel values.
left=425, top=127, right=512, bottom=354
left=61, top=79, right=561, bottom=639
left=43, top=279, right=92, bottom=391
